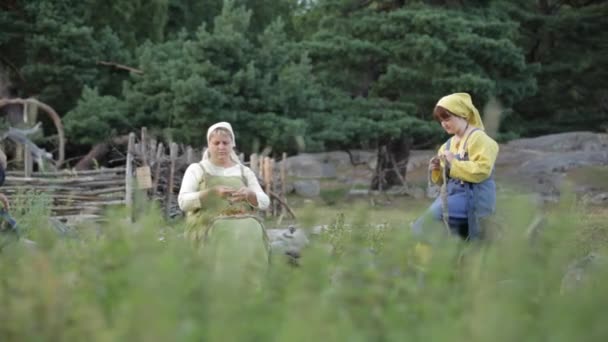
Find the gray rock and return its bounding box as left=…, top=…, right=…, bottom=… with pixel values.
left=283, top=151, right=376, bottom=179
left=311, top=225, right=329, bottom=235
left=284, top=154, right=336, bottom=179
left=283, top=182, right=295, bottom=194
left=315, top=150, right=376, bottom=167
left=500, top=150, right=608, bottom=199
left=267, top=226, right=310, bottom=259
left=507, top=132, right=608, bottom=152
left=407, top=150, right=436, bottom=172
left=560, top=252, right=607, bottom=294
left=407, top=186, right=426, bottom=200
left=277, top=132, right=608, bottom=205
left=293, top=180, right=321, bottom=197
left=518, top=151, right=608, bottom=175
left=583, top=192, right=608, bottom=205
left=495, top=147, right=546, bottom=167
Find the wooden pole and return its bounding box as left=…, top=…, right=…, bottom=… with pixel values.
left=15, top=144, right=23, bottom=172
left=281, top=152, right=287, bottom=216
left=22, top=101, right=32, bottom=177
left=149, top=138, right=157, bottom=164
left=24, top=146, right=33, bottom=177
left=250, top=153, right=258, bottom=175
left=264, top=157, right=272, bottom=214
left=125, top=132, right=135, bottom=207
left=186, top=146, right=193, bottom=164
left=140, top=127, right=148, bottom=166
left=167, top=142, right=178, bottom=218
left=152, top=142, right=164, bottom=196
left=270, top=157, right=276, bottom=216
left=259, top=157, right=264, bottom=181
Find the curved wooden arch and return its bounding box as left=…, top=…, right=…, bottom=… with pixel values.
left=0, top=97, right=65, bottom=167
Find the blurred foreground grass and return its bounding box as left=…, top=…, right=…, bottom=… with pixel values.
left=0, top=192, right=607, bottom=341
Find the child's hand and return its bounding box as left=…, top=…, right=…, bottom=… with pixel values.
left=429, top=157, right=441, bottom=171
left=440, top=151, right=455, bottom=163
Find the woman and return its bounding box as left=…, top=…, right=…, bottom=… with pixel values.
left=178, top=122, right=270, bottom=285
left=412, top=93, right=499, bottom=240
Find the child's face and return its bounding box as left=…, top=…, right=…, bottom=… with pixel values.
left=439, top=113, right=467, bottom=135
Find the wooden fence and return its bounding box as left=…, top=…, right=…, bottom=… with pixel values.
left=5, top=167, right=126, bottom=222
left=4, top=128, right=292, bottom=224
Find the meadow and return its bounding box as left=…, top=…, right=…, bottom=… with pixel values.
left=1, top=188, right=607, bottom=341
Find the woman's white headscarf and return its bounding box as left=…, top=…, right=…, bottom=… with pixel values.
left=202, top=122, right=241, bottom=164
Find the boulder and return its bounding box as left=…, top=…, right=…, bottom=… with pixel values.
left=560, top=252, right=607, bottom=294
left=582, top=192, right=608, bottom=205
left=283, top=154, right=336, bottom=179
left=267, top=226, right=310, bottom=261
left=293, top=180, right=321, bottom=197
left=283, top=150, right=376, bottom=179
left=506, top=132, right=608, bottom=152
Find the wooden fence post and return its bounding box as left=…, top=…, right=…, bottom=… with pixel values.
left=22, top=101, right=34, bottom=177
left=152, top=142, right=164, bottom=196
left=250, top=153, right=258, bottom=175
left=166, top=142, right=178, bottom=218
left=259, top=157, right=264, bottom=181
left=149, top=138, right=157, bottom=164
left=270, top=157, right=276, bottom=216
left=125, top=132, right=135, bottom=207
left=186, top=146, right=193, bottom=164
left=24, top=146, right=32, bottom=177
left=263, top=157, right=272, bottom=214
left=140, top=127, right=148, bottom=166
left=281, top=152, right=287, bottom=216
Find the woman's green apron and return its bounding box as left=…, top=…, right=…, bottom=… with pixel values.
left=186, top=163, right=269, bottom=287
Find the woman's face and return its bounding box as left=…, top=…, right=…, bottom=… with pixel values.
left=208, top=130, right=233, bottom=165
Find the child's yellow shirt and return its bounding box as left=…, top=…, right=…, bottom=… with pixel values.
left=431, top=130, right=499, bottom=184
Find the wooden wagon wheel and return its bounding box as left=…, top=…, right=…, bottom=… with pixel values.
left=0, top=97, right=66, bottom=167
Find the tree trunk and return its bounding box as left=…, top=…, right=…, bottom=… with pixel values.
left=74, top=135, right=130, bottom=170
left=371, top=135, right=412, bottom=191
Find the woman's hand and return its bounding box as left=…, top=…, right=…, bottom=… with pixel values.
left=213, top=186, right=236, bottom=199
left=230, top=187, right=254, bottom=204
left=197, top=186, right=235, bottom=203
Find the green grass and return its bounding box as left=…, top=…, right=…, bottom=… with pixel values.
left=0, top=193, right=607, bottom=341
left=319, top=187, right=349, bottom=206
left=285, top=195, right=428, bottom=230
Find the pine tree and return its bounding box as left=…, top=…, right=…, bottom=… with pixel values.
left=301, top=1, right=537, bottom=188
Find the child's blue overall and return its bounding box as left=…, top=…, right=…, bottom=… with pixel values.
left=412, top=129, right=496, bottom=240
